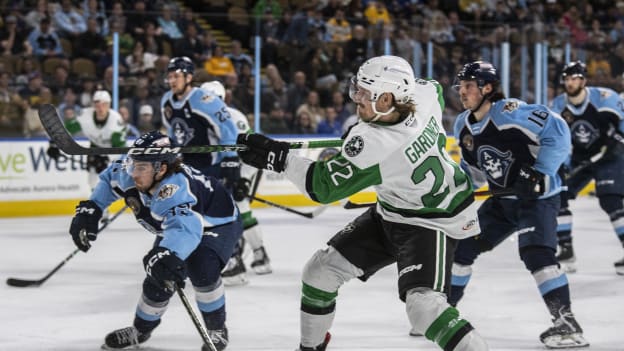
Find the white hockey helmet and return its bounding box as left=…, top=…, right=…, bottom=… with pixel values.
left=200, top=80, right=226, bottom=100
left=351, top=55, right=415, bottom=104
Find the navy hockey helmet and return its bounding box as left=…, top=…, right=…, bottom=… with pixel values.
left=167, top=56, right=194, bottom=75
left=560, top=61, right=586, bottom=83
left=454, top=61, right=500, bottom=89
left=128, top=131, right=179, bottom=165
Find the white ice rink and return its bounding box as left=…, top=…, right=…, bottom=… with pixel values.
left=1, top=197, right=623, bottom=350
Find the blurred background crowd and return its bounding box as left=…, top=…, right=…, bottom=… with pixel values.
left=2, top=0, right=624, bottom=138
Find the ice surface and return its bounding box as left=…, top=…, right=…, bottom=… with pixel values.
left=1, top=197, right=623, bottom=350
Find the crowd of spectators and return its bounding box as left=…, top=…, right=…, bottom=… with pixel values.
left=2, top=0, right=624, bottom=138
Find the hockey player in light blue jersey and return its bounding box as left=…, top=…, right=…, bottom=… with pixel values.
left=451, top=61, right=589, bottom=348
left=67, top=131, right=242, bottom=351
left=161, top=56, right=241, bottom=194
left=550, top=61, right=624, bottom=275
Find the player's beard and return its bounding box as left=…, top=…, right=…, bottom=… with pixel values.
left=565, top=86, right=584, bottom=98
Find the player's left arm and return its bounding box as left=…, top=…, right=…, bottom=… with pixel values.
left=532, top=108, right=572, bottom=177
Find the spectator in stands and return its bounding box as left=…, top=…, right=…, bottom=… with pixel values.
left=364, top=1, right=391, bottom=28
left=324, top=7, right=351, bottom=43
left=17, top=72, right=46, bottom=137
left=285, top=70, right=309, bottom=125
left=293, top=110, right=316, bottom=134
left=107, top=19, right=134, bottom=57
left=77, top=75, right=96, bottom=107
left=14, top=57, right=38, bottom=88
left=28, top=16, right=63, bottom=60
left=0, top=71, right=22, bottom=135
left=47, top=64, right=71, bottom=101
left=258, top=10, right=281, bottom=66
left=130, top=78, right=160, bottom=130
left=253, top=0, right=282, bottom=19
left=118, top=103, right=141, bottom=137
left=1, top=15, right=32, bottom=56
left=139, top=21, right=165, bottom=56
left=328, top=45, right=350, bottom=86
left=108, top=2, right=127, bottom=38
left=174, top=23, right=204, bottom=65
left=82, top=0, right=109, bottom=36
left=24, top=0, right=48, bottom=31
left=204, top=45, right=235, bottom=79
left=74, top=16, right=106, bottom=63
left=329, top=90, right=352, bottom=125
left=137, top=104, right=157, bottom=134
left=157, top=4, right=183, bottom=42
left=344, top=24, right=368, bottom=71
left=284, top=5, right=310, bottom=48
left=304, top=47, right=334, bottom=93
left=316, top=106, right=342, bottom=136
left=177, top=8, right=204, bottom=40
left=96, top=38, right=129, bottom=77
left=126, top=1, right=149, bottom=36
left=58, top=86, right=81, bottom=119
left=199, top=30, right=218, bottom=62
left=296, top=90, right=324, bottom=130
left=428, top=11, right=455, bottom=44
left=226, top=40, right=253, bottom=77
left=53, top=0, right=87, bottom=39
left=262, top=101, right=290, bottom=134
left=125, top=41, right=158, bottom=77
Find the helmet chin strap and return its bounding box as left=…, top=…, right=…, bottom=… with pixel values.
left=369, top=102, right=395, bottom=123
left=471, top=87, right=491, bottom=113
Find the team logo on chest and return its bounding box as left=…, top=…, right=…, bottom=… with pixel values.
left=570, top=120, right=598, bottom=147
left=477, top=145, right=514, bottom=187
left=344, top=135, right=364, bottom=157
left=171, top=119, right=195, bottom=146
left=561, top=110, right=575, bottom=124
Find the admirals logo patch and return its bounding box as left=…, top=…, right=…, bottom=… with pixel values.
left=344, top=135, right=364, bottom=157
left=502, top=100, right=519, bottom=113
left=570, top=120, right=598, bottom=146
left=462, top=134, right=474, bottom=152
left=318, top=147, right=339, bottom=161
left=158, top=184, right=179, bottom=200
left=172, top=119, right=195, bottom=146
left=201, top=94, right=215, bottom=103
left=477, top=145, right=514, bottom=187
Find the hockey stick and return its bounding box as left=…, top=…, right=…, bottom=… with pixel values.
left=38, top=104, right=342, bottom=155
left=6, top=205, right=128, bottom=288
left=250, top=195, right=327, bottom=219
left=343, top=200, right=375, bottom=209
left=174, top=284, right=217, bottom=351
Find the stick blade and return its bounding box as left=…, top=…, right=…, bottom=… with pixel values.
left=37, top=104, right=88, bottom=154
left=6, top=277, right=42, bottom=287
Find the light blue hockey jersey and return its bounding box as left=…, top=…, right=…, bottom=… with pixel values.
left=90, top=159, right=239, bottom=259
left=454, top=98, right=571, bottom=198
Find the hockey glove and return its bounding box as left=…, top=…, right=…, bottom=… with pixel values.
left=232, top=178, right=251, bottom=202
left=219, top=156, right=241, bottom=192
left=69, top=200, right=103, bottom=252
left=236, top=133, right=289, bottom=173
left=87, top=155, right=110, bottom=173
left=47, top=142, right=61, bottom=161
left=143, top=247, right=186, bottom=292
left=513, top=164, right=545, bottom=200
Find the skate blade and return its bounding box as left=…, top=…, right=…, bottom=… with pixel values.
left=222, top=274, right=249, bottom=286
left=408, top=328, right=423, bottom=337
left=543, top=334, right=589, bottom=349
left=101, top=343, right=140, bottom=350
left=252, top=264, right=273, bottom=275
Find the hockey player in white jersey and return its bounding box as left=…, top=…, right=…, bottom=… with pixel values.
left=550, top=61, right=624, bottom=275
left=237, top=55, right=488, bottom=351
left=452, top=61, right=588, bottom=348
left=201, top=80, right=272, bottom=284
left=47, top=89, right=127, bottom=222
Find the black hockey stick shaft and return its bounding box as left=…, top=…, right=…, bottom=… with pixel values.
left=38, top=104, right=342, bottom=155
left=250, top=195, right=327, bottom=219
left=175, top=284, right=217, bottom=351
left=6, top=205, right=128, bottom=288
left=343, top=200, right=375, bottom=209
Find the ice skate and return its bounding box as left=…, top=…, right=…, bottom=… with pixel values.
left=540, top=307, right=589, bottom=349
left=251, top=246, right=272, bottom=274
left=614, top=257, right=624, bottom=275
left=101, top=326, right=150, bottom=349
left=297, top=332, right=331, bottom=351
left=556, top=242, right=576, bottom=273
left=409, top=326, right=423, bottom=336
left=221, top=254, right=248, bottom=286
left=201, top=327, right=228, bottom=351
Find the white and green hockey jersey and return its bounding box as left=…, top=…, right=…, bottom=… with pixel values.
left=65, top=107, right=126, bottom=147
left=285, top=80, right=480, bottom=239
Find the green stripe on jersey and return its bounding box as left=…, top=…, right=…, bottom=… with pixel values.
left=435, top=231, right=446, bottom=291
